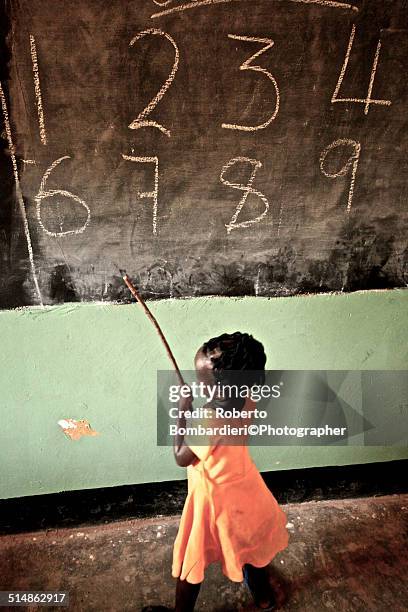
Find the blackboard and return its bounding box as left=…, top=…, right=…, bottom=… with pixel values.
left=0, top=0, right=407, bottom=307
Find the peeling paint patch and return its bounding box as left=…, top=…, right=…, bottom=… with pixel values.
left=58, top=418, right=99, bottom=440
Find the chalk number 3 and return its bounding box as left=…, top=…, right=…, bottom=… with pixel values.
left=222, top=35, right=280, bottom=132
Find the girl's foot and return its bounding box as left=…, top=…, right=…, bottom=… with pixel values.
left=243, top=564, right=277, bottom=610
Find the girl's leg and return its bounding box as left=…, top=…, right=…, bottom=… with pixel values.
left=243, top=563, right=276, bottom=609
left=175, top=578, right=201, bottom=612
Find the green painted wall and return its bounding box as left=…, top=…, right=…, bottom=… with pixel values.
left=0, top=289, right=407, bottom=500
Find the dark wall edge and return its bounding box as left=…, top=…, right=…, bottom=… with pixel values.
left=0, top=459, right=406, bottom=535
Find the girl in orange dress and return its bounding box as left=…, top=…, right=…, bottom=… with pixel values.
left=156, top=332, right=289, bottom=611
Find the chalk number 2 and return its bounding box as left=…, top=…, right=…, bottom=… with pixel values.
left=129, top=29, right=179, bottom=138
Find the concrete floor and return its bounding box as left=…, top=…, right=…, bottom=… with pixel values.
left=0, top=494, right=407, bottom=612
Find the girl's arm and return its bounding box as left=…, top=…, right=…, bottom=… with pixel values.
left=173, top=391, right=198, bottom=467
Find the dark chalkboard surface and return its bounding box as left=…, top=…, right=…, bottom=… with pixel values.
left=0, top=0, right=407, bottom=307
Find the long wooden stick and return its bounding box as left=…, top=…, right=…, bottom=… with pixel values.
left=123, top=274, right=185, bottom=386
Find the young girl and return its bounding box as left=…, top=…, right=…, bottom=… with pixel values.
left=146, top=332, right=289, bottom=611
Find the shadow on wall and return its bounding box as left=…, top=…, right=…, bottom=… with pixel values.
left=49, top=264, right=80, bottom=303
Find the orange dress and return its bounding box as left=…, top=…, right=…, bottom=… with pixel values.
left=172, top=400, right=289, bottom=584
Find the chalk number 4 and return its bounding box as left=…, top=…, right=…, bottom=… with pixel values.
left=332, top=24, right=391, bottom=115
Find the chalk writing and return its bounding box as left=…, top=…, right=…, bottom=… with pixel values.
left=319, top=138, right=361, bottom=213
left=220, top=156, right=269, bottom=233
left=29, top=34, right=47, bottom=145
left=122, top=154, right=159, bottom=235
left=0, top=81, right=43, bottom=305
left=35, top=156, right=91, bottom=236
left=129, top=29, right=179, bottom=137
left=222, top=35, right=280, bottom=132
left=331, top=24, right=392, bottom=115
left=254, top=266, right=261, bottom=296
left=151, top=0, right=359, bottom=20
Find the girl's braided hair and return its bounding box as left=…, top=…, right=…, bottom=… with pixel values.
left=202, top=332, right=266, bottom=389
